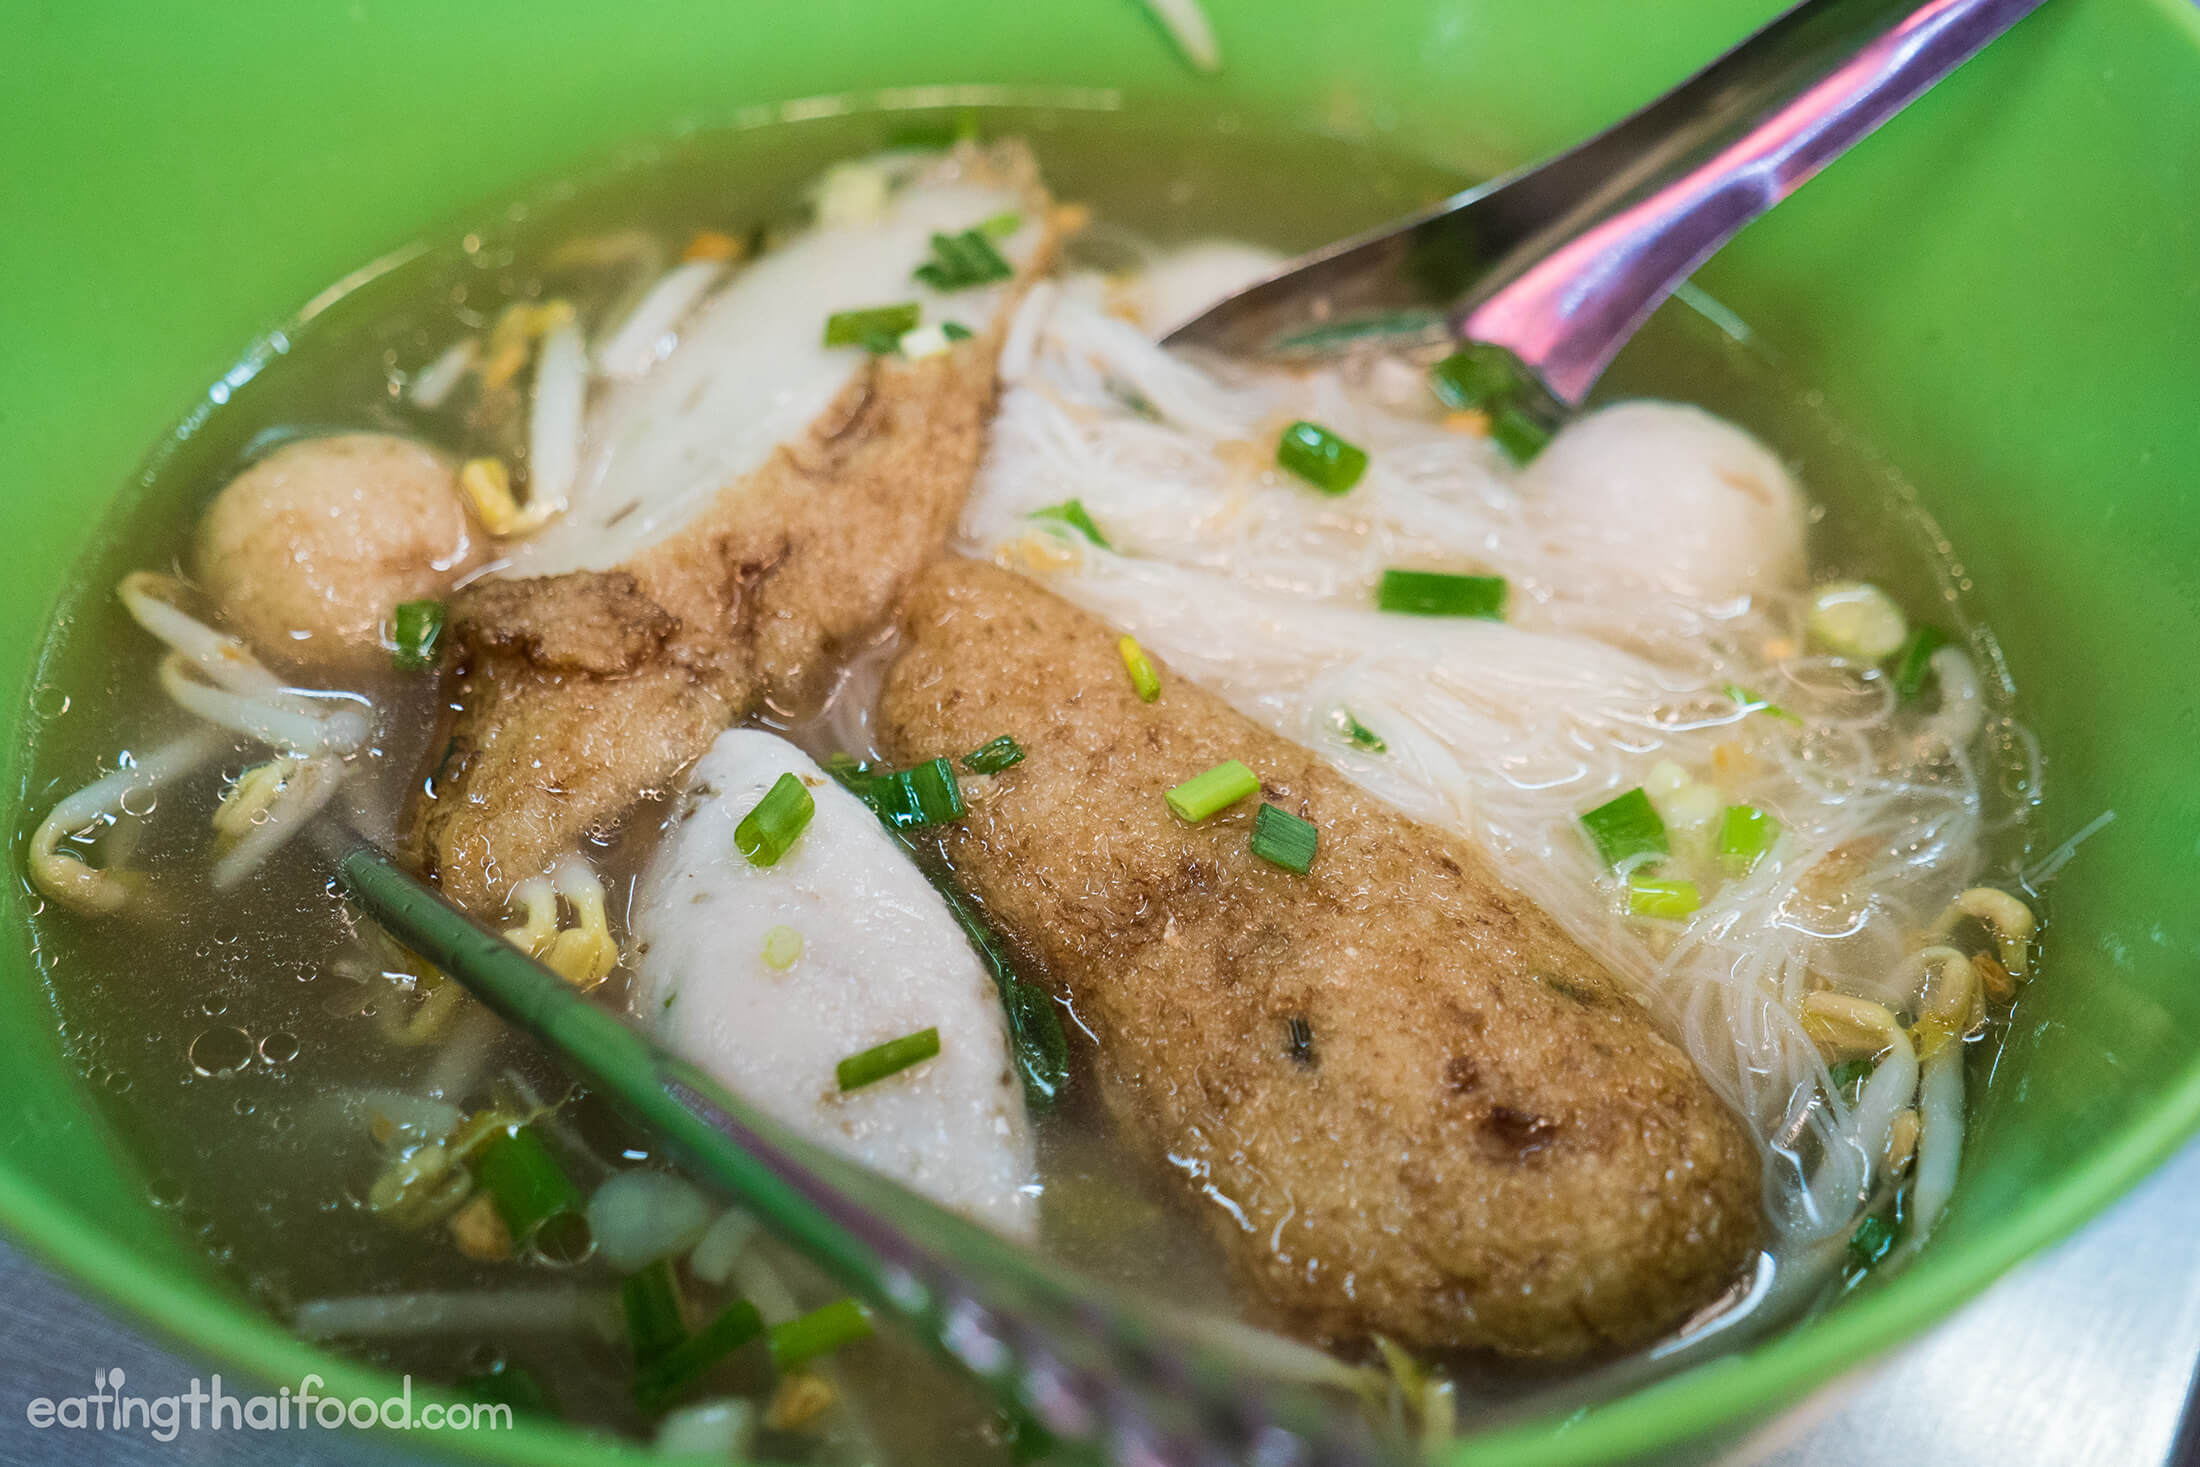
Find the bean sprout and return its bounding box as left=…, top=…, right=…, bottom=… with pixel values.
left=27, top=729, right=229, bottom=914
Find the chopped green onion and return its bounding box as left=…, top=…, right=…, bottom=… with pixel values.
left=1118, top=636, right=1162, bottom=703
left=1275, top=420, right=1369, bottom=495
left=1326, top=706, right=1387, bottom=753
left=622, top=1259, right=688, bottom=1369
left=1376, top=568, right=1507, bottom=620
left=633, top=1298, right=765, bottom=1414
left=940, top=321, right=975, bottom=341
left=823, top=302, right=921, bottom=350
left=1165, top=760, right=1260, bottom=823
left=1807, top=580, right=1908, bottom=660
left=760, top=924, right=804, bottom=971
left=1626, top=876, right=1701, bottom=920
left=897, top=322, right=955, bottom=360
left=1847, top=1211, right=1898, bottom=1270
left=1428, top=342, right=1527, bottom=412
left=1724, top=682, right=1800, bottom=725
left=839, top=769, right=1066, bottom=1106
left=1717, top=804, right=1780, bottom=877
left=837, top=1027, right=941, bottom=1091
left=769, top=1298, right=874, bottom=1371
left=1890, top=625, right=1949, bottom=702
left=978, top=210, right=1022, bottom=239
left=473, top=1125, right=583, bottom=1242
left=734, top=772, right=815, bottom=867
left=391, top=599, right=446, bottom=671
left=1250, top=803, right=1319, bottom=875
left=869, top=757, right=966, bottom=829
left=914, top=229, right=1013, bottom=291
left=1490, top=405, right=1552, bottom=464
left=928, top=868, right=1066, bottom=1105
left=1027, top=498, right=1111, bottom=549
left=997, top=980, right=1069, bottom=1105
left=1579, top=788, right=1669, bottom=872
left=961, top=735, right=1026, bottom=775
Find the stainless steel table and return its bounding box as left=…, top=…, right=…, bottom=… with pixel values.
left=3, top=1140, right=2197, bottom=1465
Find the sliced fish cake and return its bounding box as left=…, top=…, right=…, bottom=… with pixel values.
left=631, top=728, right=1036, bottom=1238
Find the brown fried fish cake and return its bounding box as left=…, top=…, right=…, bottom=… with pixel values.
left=412, top=151, right=1070, bottom=911
left=875, top=558, right=1762, bottom=1362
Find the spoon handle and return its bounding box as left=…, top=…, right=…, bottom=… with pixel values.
left=1464, top=0, right=2049, bottom=403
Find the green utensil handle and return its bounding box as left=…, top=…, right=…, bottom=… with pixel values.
left=310, top=824, right=1388, bottom=1467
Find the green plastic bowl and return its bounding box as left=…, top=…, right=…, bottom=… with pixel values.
left=4, top=1, right=2198, bottom=1462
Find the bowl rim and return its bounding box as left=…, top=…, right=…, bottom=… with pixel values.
left=5, top=3, right=2200, bottom=1459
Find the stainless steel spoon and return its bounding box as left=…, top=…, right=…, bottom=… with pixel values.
left=1165, top=0, right=2048, bottom=406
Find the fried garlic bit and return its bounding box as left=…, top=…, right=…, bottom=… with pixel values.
left=502, top=856, right=621, bottom=988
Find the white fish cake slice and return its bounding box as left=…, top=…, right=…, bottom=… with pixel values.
left=631, top=728, right=1036, bottom=1238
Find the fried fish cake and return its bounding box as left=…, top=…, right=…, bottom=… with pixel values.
left=875, top=558, right=1762, bottom=1362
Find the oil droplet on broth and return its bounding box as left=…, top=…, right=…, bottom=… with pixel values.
left=258, top=1031, right=300, bottom=1066
left=29, top=685, right=69, bottom=718
left=188, top=1026, right=254, bottom=1077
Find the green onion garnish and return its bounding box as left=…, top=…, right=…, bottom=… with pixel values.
left=836, top=765, right=1066, bottom=1106
left=1847, top=1212, right=1899, bottom=1270
left=1724, top=682, right=1800, bottom=724
left=930, top=869, right=1066, bottom=1106
left=734, top=772, right=815, bottom=867
left=632, top=1298, right=765, bottom=1414
left=941, top=321, right=975, bottom=341
left=1717, top=804, right=1780, bottom=877
left=1028, top=498, right=1111, bottom=549
left=1890, top=625, right=1949, bottom=702
left=1626, top=876, right=1701, bottom=920
left=1165, top=760, right=1260, bottom=823
left=473, top=1125, right=583, bottom=1243
left=1579, top=787, right=1668, bottom=872
left=621, top=1259, right=688, bottom=1369
left=869, top=757, right=966, bottom=829
left=1118, top=636, right=1162, bottom=703
left=1490, top=405, right=1552, bottom=464
left=837, top=1027, right=942, bottom=1091
left=1376, top=568, right=1507, bottom=619
left=1326, top=707, right=1387, bottom=754
left=1275, top=420, right=1369, bottom=495
left=768, top=1298, right=874, bottom=1371
left=961, top=735, right=1026, bottom=775
left=914, top=229, right=1013, bottom=291
left=391, top=599, right=446, bottom=671
left=1250, top=803, right=1318, bottom=875
left=823, top=302, right=921, bottom=350
left=978, top=210, right=1022, bottom=239
left=1428, top=343, right=1527, bottom=412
